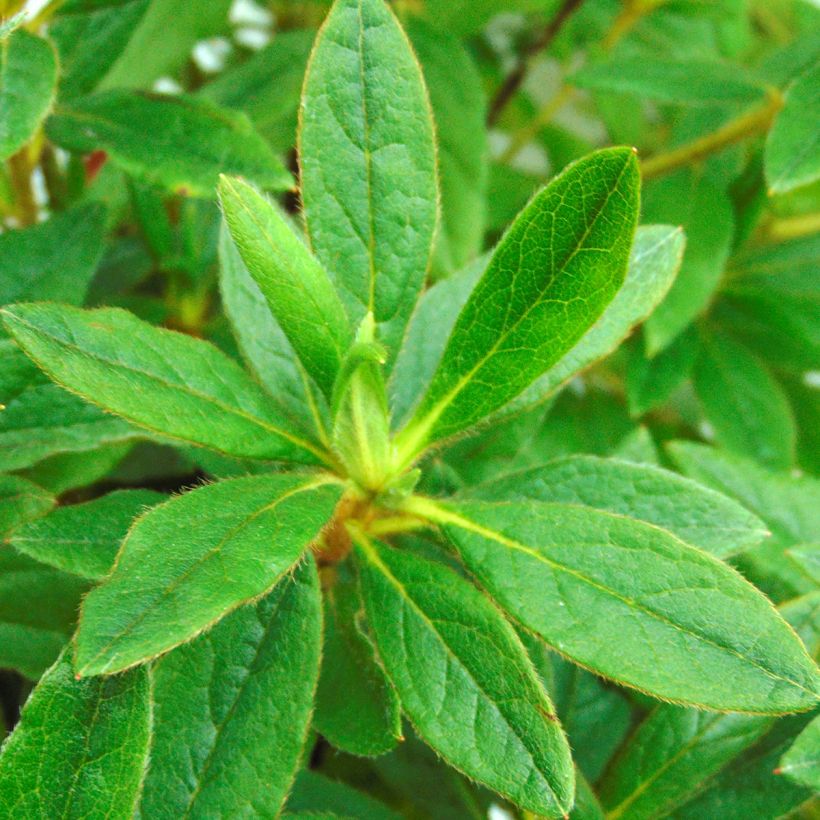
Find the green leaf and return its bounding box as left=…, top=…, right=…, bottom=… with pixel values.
left=572, top=57, right=766, bottom=106
left=138, top=560, right=322, bottom=818
left=427, top=499, right=820, bottom=712
left=219, top=176, right=351, bottom=400
left=0, top=650, right=151, bottom=817
left=781, top=592, right=820, bottom=659
left=46, top=91, right=292, bottom=197
left=199, top=29, right=314, bottom=153
left=299, top=0, right=438, bottom=358
left=354, top=533, right=575, bottom=816
left=471, top=455, right=768, bottom=558
left=789, top=545, right=820, bottom=585
left=0, top=548, right=88, bottom=679
left=0, top=382, right=139, bottom=473
left=643, top=173, right=733, bottom=355
left=408, top=20, right=488, bottom=278
left=314, top=562, right=401, bottom=756
left=0, top=203, right=107, bottom=307
left=778, top=713, right=820, bottom=790
left=2, top=303, right=325, bottom=464
left=0, top=29, right=57, bottom=161
left=765, top=63, right=820, bottom=194
left=9, top=489, right=164, bottom=580
left=398, top=147, right=640, bottom=456
left=0, top=474, right=54, bottom=537
left=75, top=474, right=339, bottom=675
left=694, top=329, right=796, bottom=470
left=288, top=770, right=401, bottom=820
left=50, top=0, right=151, bottom=100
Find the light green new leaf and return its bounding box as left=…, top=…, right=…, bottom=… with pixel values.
left=314, top=562, right=401, bottom=756
left=398, top=148, right=639, bottom=456
left=789, top=545, right=820, bottom=585
left=9, top=489, right=164, bottom=580
left=46, top=91, right=292, bottom=196
left=0, top=203, right=107, bottom=307
left=75, top=474, right=340, bottom=675
left=0, top=383, right=139, bottom=473
left=428, top=499, right=820, bottom=712
left=472, top=455, right=768, bottom=558
left=0, top=29, right=57, bottom=161
left=408, top=20, right=488, bottom=278
left=765, top=63, right=820, bottom=194
left=219, top=176, right=351, bottom=400
left=2, top=303, right=324, bottom=464
left=572, top=57, right=766, bottom=106
left=694, top=329, right=796, bottom=470
left=778, top=713, right=820, bottom=790
left=0, top=474, right=54, bottom=537
left=138, top=560, right=322, bottom=818
left=355, top=534, right=575, bottom=817
left=0, top=548, right=88, bottom=679
left=299, top=0, right=438, bottom=358
left=0, top=651, right=151, bottom=818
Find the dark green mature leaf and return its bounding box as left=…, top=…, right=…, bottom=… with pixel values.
left=398, top=148, right=640, bottom=456
left=0, top=548, right=88, bottom=679
left=572, top=57, right=766, bottom=106
left=694, top=329, right=796, bottom=470
left=0, top=474, right=54, bottom=537
left=199, top=29, right=314, bottom=153
left=355, top=534, right=575, bottom=817
left=75, top=474, right=339, bottom=675
left=0, top=383, right=139, bottom=473
left=299, top=0, right=438, bottom=357
left=779, top=713, right=820, bottom=790
left=314, top=563, right=401, bottom=756
left=765, top=63, right=820, bottom=194
left=139, top=560, right=322, bottom=818
left=288, top=770, right=401, bottom=820
left=427, top=499, right=820, bottom=712
left=0, top=335, right=41, bottom=403
left=219, top=176, right=351, bottom=400
left=472, top=455, right=768, bottom=558
left=0, top=651, right=151, bottom=817
left=0, top=29, right=56, bottom=160
left=573, top=770, right=606, bottom=820
left=408, top=20, right=488, bottom=278
left=9, top=490, right=164, bottom=580
left=2, top=303, right=325, bottom=464
left=20, top=441, right=133, bottom=495
left=47, top=91, right=291, bottom=196
left=643, top=173, right=733, bottom=355
left=50, top=0, right=151, bottom=99
left=0, top=203, right=107, bottom=307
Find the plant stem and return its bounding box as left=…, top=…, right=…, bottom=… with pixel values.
left=487, top=0, right=586, bottom=125
left=8, top=148, right=38, bottom=226
left=760, top=211, right=820, bottom=243
left=640, top=90, right=782, bottom=181
left=602, top=0, right=668, bottom=50
left=500, top=84, right=575, bottom=164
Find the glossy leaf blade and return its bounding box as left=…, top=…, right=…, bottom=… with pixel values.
left=2, top=303, right=324, bottom=464
left=432, top=500, right=820, bottom=712
left=299, top=0, right=438, bottom=355
left=402, top=147, right=640, bottom=451
left=47, top=91, right=292, bottom=196
left=472, top=455, right=769, bottom=558
left=355, top=535, right=575, bottom=816
left=0, top=29, right=57, bottom=160
left=219, top=175, right=351, bottom=399
left=139, top=560, right=322, bottom=818
left=0, top=651, right=151, bottom=818
left=9, top=489, right=164, bottom=580
left=75, top=474, right=340, bottom=675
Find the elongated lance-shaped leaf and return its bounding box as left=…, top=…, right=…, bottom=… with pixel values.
left=219, top=176, right=351, bottom=400
left=138, top=560, right=322, bottom=818
left=299, top=0, right=438, bottom=360
left=414, top=498, right=820, bottom=713
left=2, top=303, right=327, bottom=465
left=471, top=455, right=769, bottom=558
left=354, top=533, right=575, bottom=817
left=0, top=29, right=57, bottom=161
left=75, top=474, right=340, bottom=676
left=397, top=147, right=640, bottom=460
left=0, top=650, right=151, bottom=818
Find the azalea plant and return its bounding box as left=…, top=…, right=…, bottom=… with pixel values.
left=0, top=0, right=818, bottom=818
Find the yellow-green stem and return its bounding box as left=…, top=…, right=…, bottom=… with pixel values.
left=8, top=149, right=38, bottom=226
left=760, top=211, right=820, bottom=243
